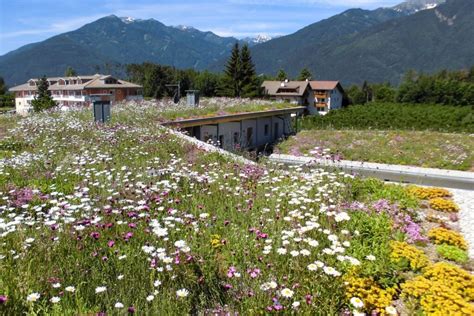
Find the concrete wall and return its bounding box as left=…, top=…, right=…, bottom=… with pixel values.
left=329, top=88, right=343, bottom=110
left=200, top=125, right=218, bottom=144
left=242, top=119, right=257, bottom=148
left=189, top=114, right=294, bottom=151
left=217, top=122, right=241, bottom=150
left=15, top=97, right=33, bottom=115
left=255, top=117, right=273, bottom=147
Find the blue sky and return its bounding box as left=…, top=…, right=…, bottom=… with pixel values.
left=0, top=0, right=402, bottom=55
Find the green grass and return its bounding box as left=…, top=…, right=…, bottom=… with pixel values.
left=276, top=129, right=474, bottom=171
left=301, top=103, right=474, bottom=133
left=0, top=107, right=14, bottom=112
left=154, top=102, right=296, bottom=122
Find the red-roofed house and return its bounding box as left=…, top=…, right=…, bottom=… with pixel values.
left=308, top=81, right=344, bottom=115
left=262, top=80, right=344, bottom=115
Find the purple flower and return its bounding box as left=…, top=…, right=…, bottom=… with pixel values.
left=107, top=240, right=115, bottom=247
left=90, top=232, right=100, bottom=240
left=0, top=295, right=7, bottom=304
left=127, top=306, right=135, bottom=314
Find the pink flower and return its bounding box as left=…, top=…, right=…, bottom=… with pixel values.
left=90, top=232, right=100, bottom=240
left=107, top=240, right=115, bottom=247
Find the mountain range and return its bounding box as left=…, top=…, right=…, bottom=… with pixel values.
left=1, top=0, right=473, bottom=86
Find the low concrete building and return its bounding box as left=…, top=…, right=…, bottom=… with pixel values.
left=9, top=74, right=143, bottom=115
left=162, top=107, right=303, bottom=151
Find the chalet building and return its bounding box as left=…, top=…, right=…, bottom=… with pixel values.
left=261, top=80, right=344, bottom=115
left=9, top=74, right=143, bottom=115
left=261, top=80, right=312, bottom=106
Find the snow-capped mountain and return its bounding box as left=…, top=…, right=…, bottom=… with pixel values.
left=242, top=35, right=273, bottom=46
left=393, top=0, right=446, bottom=14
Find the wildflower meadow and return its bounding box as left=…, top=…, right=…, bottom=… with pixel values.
left=0, top=103, right=472, bottom=315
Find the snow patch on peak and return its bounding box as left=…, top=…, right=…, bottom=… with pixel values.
left=120, top=17, right=136, bottom=24
left=174, top=25, right=196, bottom=31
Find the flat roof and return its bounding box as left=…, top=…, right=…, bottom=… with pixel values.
left=161, top=107, right=305, bottom=128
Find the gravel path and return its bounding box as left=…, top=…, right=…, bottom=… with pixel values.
left=450, top=188, right=474, bottom=258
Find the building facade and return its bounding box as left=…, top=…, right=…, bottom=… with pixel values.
left=261, top=80, right=312, bottom=106
left=9, top=74, right=143, bottom=115
left=261, top=80, right=344, bottom=115
left=162, top=107, right=304, bottom=151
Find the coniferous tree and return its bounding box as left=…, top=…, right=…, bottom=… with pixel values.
left=297, top=68, right=312, bottom=81
left=0, top=76, right=5, bottom=95
left=240, top=44, right=260, bottom=97
left=276, top=69, right=287, bottom=81
left=65, top=67, right=77, bottom=77
left=31, top=76, right=56, bottom=112
left=222, top=43, right=242, bottom=97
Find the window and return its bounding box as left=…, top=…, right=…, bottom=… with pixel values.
left=264, top=124, right=269, bottom=136
left=274, top=122, right=279, bottom=137
left=246, top=127, right=253, bottom=146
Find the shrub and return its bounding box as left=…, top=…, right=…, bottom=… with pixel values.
left=390, top=241, right=429, bottom=271
left=436, top=244, right=469, bottom=264
left=301, top=103, right=474, bottom=133
left=429, top=197, right=459, bottom=213
left=407, top=186, right=451, bottom=200
left=428, top=227, right=468, bottom=250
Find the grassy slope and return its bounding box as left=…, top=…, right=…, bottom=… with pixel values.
left=276, top=129, right=474, bottom=171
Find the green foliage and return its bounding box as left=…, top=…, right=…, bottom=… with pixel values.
left=436, top=244, right=469, bottom=264
left=31, top=76, right=57, bottom=112
left=64, top=66, right=77, bottom=77
left=276, top=69, right=287, bottom=81
left=301, top=103, right=474, bottom=133
left=240, top=44, right=260, bottom=98
left=221, top=43, right=260, bottom=98
left=397, top=69, right=474, bottom=106
left=346, top=85, right=366, bottom=105
left=0, top=76, right=5, bottom=95
left=297, top=68, right=312, bottom=81
left=222, top=43, right=242, bottom=97
left=346, top=178, right=419, bottom=209
left=0, top=94, right=14, bottom=108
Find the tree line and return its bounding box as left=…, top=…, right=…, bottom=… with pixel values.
left=346, top=67, right=474, bottom=106
left=127, top=43, right=264, bottom=99
left=0, top=77, right=15, bottom=108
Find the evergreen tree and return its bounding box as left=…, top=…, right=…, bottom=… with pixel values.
left=65, top=67, right=77, bottom=77
left=0, top=76, right=5, bottom=95
left=240, top=44, right=260, bottom=97
left=221, top=43, right=242, bottom=97
left=361, top=81, right=373, bottom=103
left=297, top=68, right=312, bottom=81
left=31, top=76, right=56, bottom=112
left=276, top=69, right=287, bottom=81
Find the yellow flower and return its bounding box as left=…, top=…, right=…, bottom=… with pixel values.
left=408, top=186, right=451, bottom=200
left=428, top=197, right=459, bottom=213
left=390, top=241, right=429, bottom=271
left=428, top=227, right=467, bottom=250
left=401, top=262, right=474, bottom=315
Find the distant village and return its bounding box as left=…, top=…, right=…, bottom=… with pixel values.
left=8, top=72, right=344, bottom=151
